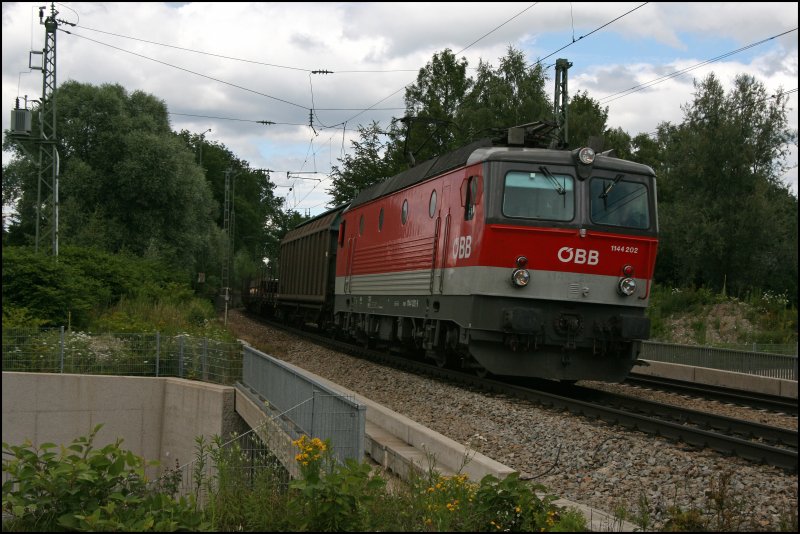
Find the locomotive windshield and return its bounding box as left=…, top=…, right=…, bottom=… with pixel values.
left=502, top=170, right=575, bottom=221
left=590, top=177, right=650, bottom=229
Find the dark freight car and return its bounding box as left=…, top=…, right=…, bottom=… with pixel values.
left=276, top=205, right=346, bottom=327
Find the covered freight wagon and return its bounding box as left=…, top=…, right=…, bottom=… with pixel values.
left=276, top=204, right=346, bottom=327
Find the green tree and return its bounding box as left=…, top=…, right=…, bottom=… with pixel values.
left=327, top=47, right=552, bottom=207
left=327, top=122, right=398, bottom=206
left=3, top=81, right=218, bottom=271
left=567, top=90, right=609, bottom=149
left=655, top=73, right=797, bottom=301
left=392, top=48, right=472, bottom=165
left=175, top=131, right=281, bottom=292
left=459, top=47, right=550, bottom=139
left=603, top=126, right=634, bottom=160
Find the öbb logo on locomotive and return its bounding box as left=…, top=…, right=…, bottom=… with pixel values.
left=453, top=235, right=473, bottom=260
left=247, top=127, right=658, bottom=384
left=557, top=247, right=599, bottom=265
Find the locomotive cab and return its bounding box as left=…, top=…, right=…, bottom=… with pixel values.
left=457, top=146, right=658, bottom=381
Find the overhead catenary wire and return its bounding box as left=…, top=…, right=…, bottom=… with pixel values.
left=599, top=27, right=799, bottom=104
left=39, top=4, right=795, bottom=214
left=532, top=2, right=649, bottom=66
left=61, top=29, right=308, bottom=109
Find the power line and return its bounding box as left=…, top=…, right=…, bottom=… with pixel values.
left=62, top=28, right=412, bottom=118
left=600, top=28, right=799, bottom=104
left=455, top=3, right=538, bottom=55
left=73, top=23, right=427, bottom=74
left=532, top=2, right=649, bottom=67
left=61, top=29, right=309, bottom=109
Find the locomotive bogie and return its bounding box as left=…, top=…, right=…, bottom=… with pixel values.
left=333, top=290, right=648, bottom=380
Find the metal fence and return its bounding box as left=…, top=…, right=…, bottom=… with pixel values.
left=712, top=342, right=798, bottom=356
left=1, top=327, right=242, bottom=385
left=641, top=341, right=798, bottom=380
left=155, top=421, right=292, bottom=508
left=241, top=344, right=366, bottom=467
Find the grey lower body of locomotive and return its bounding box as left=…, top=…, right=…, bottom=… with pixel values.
left=334, top=293, right=650, bottom=382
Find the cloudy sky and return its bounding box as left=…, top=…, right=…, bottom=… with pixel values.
left=2, top=2, right=798, bottom=217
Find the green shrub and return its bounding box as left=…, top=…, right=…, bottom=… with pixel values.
left=2, top=424, right=206, bottom=531
left=1, top=306, right=48, bottom=329
left=2, top=246, right=186, bottom=329
left=286, top=436, right=386, bottom=531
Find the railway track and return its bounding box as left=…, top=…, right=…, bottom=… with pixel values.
left=250, top=314, right=798, bottom=472
left=625, top=373, right=798, bottom=416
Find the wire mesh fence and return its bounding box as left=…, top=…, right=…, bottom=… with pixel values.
left=1, top=328, right=242, bottom=385
left=153, top=423, right=292, bottom=509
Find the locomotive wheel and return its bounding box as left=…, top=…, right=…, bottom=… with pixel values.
left=475, top=365, right=492, bottom=379
left=431, top=350, right=450, bottom=369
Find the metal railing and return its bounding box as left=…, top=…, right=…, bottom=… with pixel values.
left=156, top=420, right=292, bottom=507
left=241, top=344, right=366, bottom=466
left=1, top=327, right=242, bottom=385
left=641, top=341, right=798, bottom=380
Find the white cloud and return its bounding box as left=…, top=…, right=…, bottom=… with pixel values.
left=3, top=1, right=797, bottom=212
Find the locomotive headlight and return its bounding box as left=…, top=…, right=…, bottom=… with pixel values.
left=511, top=268, right=530, bottom=287
left=578, top=147, right=595, bottom=165
left=618, top=277, right=636, bottom=296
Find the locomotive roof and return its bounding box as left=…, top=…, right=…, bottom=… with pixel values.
left=347, top=139, right=655, bottom=210
left=348, top=138, right=494, bottom=209
left=468, top=146, right=656, bottom=176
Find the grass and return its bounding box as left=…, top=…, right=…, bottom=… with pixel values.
left=647, top=284, right=798, bottom=347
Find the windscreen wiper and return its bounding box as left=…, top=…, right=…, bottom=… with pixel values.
left=599, top=173, right=625, bottom=199
left=538, top=166, right=566, bottom=195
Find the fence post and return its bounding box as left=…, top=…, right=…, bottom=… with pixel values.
left=59, top=326, right=65, bottom=373
left=179, top=336, right=184, bottom=378
left=310, top=388, right=317, bottom=438
left=156, top=332, right=161, bottom=377
left=203, top=338, right=208, bottom=381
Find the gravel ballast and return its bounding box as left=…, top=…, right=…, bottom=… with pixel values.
left=227, top=310, right=798, bottom=531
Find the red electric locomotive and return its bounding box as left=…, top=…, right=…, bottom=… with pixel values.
left=330, top=128, right=658, bottom=382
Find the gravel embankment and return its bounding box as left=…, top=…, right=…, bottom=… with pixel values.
left=227, top=309, right=798, bottom=531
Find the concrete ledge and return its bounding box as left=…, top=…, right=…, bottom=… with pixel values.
left=275, top=360, right=515, bottom=482
left=635, top=360, right=798, bottom=399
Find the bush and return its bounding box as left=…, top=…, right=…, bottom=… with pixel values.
left=2, top=424, right=206, bottom=531
left=1, top=246, right=184, bottom=329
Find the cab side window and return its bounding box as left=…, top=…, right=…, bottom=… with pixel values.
left=461, top=175, right=480, bottom=221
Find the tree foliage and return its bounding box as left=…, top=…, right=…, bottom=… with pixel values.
left=566, top=90, right=609, bottom=149
left=654, top=73, right=797, bottom=300
left=460, top=47, right=550, bottom=138
left=327, top=122, right=398, bottom=206
left=175, top=130, right=283, bottom=291
left=329, top=46, right=552, bottom=207
left=3, top=82, right=217, bottom=270
left=2, top=245, right=181, bottom=328
left=397, top=48, right=472, bottom=165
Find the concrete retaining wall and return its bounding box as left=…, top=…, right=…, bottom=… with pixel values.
left=635, top=361, right=798, bottom=398
left=1, top=372, right=245, bottom=477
